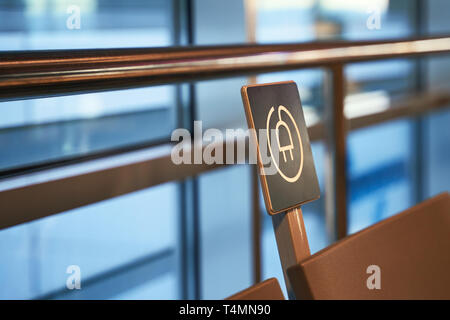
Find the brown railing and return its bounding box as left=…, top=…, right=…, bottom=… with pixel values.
left=1, top=36, right=449, bottom=101
left=0, top=36, right=450, bottom=284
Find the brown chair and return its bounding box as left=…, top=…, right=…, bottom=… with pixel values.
left=287, top=192, right=450, bottom=299
left=226, top=278, right=285, bottom=300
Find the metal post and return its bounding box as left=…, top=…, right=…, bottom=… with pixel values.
left=244, top=0, right=262, bottom=285
left=175, top=0, right=201, bottom=299
left=324, top=64, right=348, bottom=241
left=272, top=207, right=311, bottom=299
left=412, top=0, right=427, bottom=203
left=251, top=167, right=262, bottom=284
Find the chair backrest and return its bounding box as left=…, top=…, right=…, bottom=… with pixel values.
left=226, top=278, right=285, bottom=300
left=288, top=192, right=450, bottom=299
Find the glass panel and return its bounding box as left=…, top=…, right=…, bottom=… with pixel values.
left=0, top=182, right=179, bottom=299
left=423, top=1, right=450, bottom=199
left=199, top=166, right=252, bottom=299
left=0, top=0, right=172, bottom=50
left=193, top=1, right=252, bottom=299
left=193, top=0, right=246, bottom=46
left=423, top=109, right=450, bottom=197
left=195, top=77, right=254, bottom=299
left=344, top=58, right=416, bottom=125
left=0, top=0, right=177, bottom=172
left=195, top=77, right=253, bottom=299
left=426, top=0, right=450, bottom=35
left=255, top=0, right=415, bottom=43
left=347, top=120, right=414, bottom=234
left=423, top=0, right=450, bottom=197
left=0, top=0, right=180, bottom=301
left=0, top=87, right=176, bottom=172
left=346, top=59, right=415, bottom=96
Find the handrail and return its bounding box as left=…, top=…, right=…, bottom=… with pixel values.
left=1, top=36, right=450, bottom=233
left=1, top=36, right=450, bottom=101
left=0, top=90, right=448, bottom=231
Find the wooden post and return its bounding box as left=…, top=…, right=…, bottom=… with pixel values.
left=272, top=207, right=311, bottom=299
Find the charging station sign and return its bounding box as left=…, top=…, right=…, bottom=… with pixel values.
left=241, top=81, right=320, bottom=215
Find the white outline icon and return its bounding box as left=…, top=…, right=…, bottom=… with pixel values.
left=266, top=105, right=303, bottom=183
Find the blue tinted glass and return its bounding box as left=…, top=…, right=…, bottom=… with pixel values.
left=0, top=0, right=172, bottom=50
left=256, top=0, right=414, bottom=43
left=199, top=166, right=252, bottom=299
left=193, top=2, right=253, bottom=299
left=0, top=0, right=178, bottom=300
left=0, top=0, right=176, bottom=171
left=0, top=87, right=176, bottom=171
left=424, top=109, right=450, bottom=198
left=0, top=182, right=179, bottom=299
left=423, top=1, right=450, bottom=198
left=348, top=120, right=414, bottom=233
left=195, top=77, right=253, bottom=299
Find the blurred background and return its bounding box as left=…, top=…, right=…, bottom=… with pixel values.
left=0, top=0, right=449, bottom=299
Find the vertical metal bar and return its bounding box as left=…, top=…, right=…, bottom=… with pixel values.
left=191, top=178, right=201, bottom=300
left=412, top=0, right=427, bottom=204
left=251, top=167, right=262, bottom=284
left=324, top=64, right=348, bottom=241
left=175, top=71, right=200, bottom=301
left=178, top=180, right=198, bottom=299
left=244, top=0, right=257, bottom=43
left=173, top=0, right=187, bottom=300
left=244, top=0, right=262, bottom=286
left=185, top=0, right=202, bottom=300
left=272, top=208, right=311, bottom=299
left=174, top=0, right=201, bottom=300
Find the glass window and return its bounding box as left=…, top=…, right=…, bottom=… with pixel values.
left=423, top=109, right=450, bottom=198
left=0, top=182, right=179, bottom=299
left=199, top=166, right=252, bottom=299
left=347, top=120, right=415, bottom=233
left=255, top=0, right=415, bottom=43
left=0, top=0, right=173, bottom=50
left=0, top=0, right=177, bottom=174
left=0, top=87, right=176, bottom=173
left=423, top=1, right=450, bottom=199
left=0, top=0, right=179, bottom=300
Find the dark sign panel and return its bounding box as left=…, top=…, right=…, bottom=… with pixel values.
left=241, top=81, right=320, bottom=215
